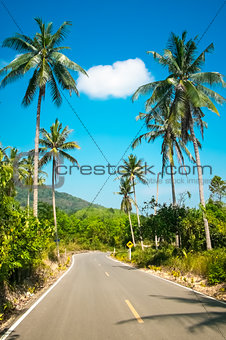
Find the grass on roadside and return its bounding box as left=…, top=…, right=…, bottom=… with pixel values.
left=113, top=246, right=226, bottom=285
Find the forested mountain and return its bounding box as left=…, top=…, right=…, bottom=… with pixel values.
left=16, top=186, right=103, bottom=214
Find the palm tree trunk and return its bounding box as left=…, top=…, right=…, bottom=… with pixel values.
left=128, top=210, right=136, bottom=246
left=170, top=162, right=179, bottom=247
left=190, top=119, right=212, bottom=250
left=33, top=88, right=43, bottom=217
left=52, top=157, right=60, bottom=258
left=170, top=163, right=176, bottom=206
left=132, top=179, right=144, bottom=250
left=154, top=173, right=160, bottom=249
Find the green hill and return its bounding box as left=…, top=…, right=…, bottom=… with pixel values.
left=16, top=186, right=103, bottom=214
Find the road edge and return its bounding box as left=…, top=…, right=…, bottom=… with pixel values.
left=0, top=255, right=76, bottom=340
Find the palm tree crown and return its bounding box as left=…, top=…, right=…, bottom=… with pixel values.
left=117, top=178, right=134, bottom=214
left=120, top=154, right=147, bottom=185
left=133, top=103, right=195, bottom=173
left=132, top=31, right=225, bottom=120
left=39, top=119, right=80, bottom=165
left=0, top=18, right=87, bottom=105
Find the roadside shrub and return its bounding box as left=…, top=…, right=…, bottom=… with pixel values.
left=206, top=249, right=226, bottom=285
left=151, top=247, right=174, bottom=266
left=208, top=263, right=226, bottom=285
left=132, top=248, right=154, bottom=267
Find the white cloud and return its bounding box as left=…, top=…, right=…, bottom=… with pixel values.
left=77, top=58, right=153, bottom=99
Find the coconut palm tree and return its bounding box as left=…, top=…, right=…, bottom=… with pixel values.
left=39, top=119, right=80, bottom=258
left=132, top=31, right=226, bottom=250
left=0, top=18, right=87, bottom=217
left=21, top=154, right=46, bottom=216
left=4, top=147, right=26, bottom=196
left=119, top=155, right=147, bottom=250
left=116, top=178, right=136, bottom=246
left=133, top=103, right=196, bottom=247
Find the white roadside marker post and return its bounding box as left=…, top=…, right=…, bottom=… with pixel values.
left=128, top=247, right=131, bottom=261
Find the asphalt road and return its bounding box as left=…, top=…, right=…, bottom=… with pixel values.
left=3, top=252, right=226, bottom=340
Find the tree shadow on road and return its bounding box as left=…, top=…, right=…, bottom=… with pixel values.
left=111, top=265, right=137, bottom=271
left=116, top=311, right=226, bottom=336
left=117, top=293, right=226, bottom=337
left=148, top=292, right=226, bottom=309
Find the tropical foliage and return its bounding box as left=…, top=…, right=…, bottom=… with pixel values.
left=0, top=150, right=53, bottom=284
left=209, top=176, right=226, bottom=202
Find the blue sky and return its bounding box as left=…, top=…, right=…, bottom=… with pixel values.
left=0, top=0, right=226, bottom=210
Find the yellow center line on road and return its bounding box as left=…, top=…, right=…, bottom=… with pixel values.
left=125, top=299, right=144, bottom=324
left=105, top=272, right=110, bottom=277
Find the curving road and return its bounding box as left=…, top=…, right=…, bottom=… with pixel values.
left=2, top=252, right=226, bottom=340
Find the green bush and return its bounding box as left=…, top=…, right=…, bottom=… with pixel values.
left=0, top=196, right=54, bottom=283
left=206, top=249, right=226, bottom=285
left=208, top=263, right=226, bottom=285
left=131, top=248, right=154, bottom=267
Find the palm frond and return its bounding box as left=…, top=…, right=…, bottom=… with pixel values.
left=59, top=150, right=79, bottom=165
left=39, top=151, right=52, bottom=167
left=49, top=21, right=72, bottom=47
left=190, top=71, right=225, bottom=86
left=188, top=43, right=214, bottom=72
left=196, top=84, right=226, bottom=104
left=0, top=64, right=27, bottom=88
left=132, top=81, right=163, bottom=102
left=51, top=52, right=88, bottom=76
left=53, top=62, right=79, bottom=95
left=183, top=80, right=202, bottom=107
left=147, top=51, right=169, bottom=69
left=48, top=70, right=62, bottom=106
left=145, top=81, right=172, bottom=110
left=21, top=69, right=39, bottom=106
left=0, top=53, right=34, bottom=75
left=198, top=91, right=219, bottom=115
left=2, top=36, right=37, bottom=53
left=60, top=141, right=80, bottom=150
left=24, top=54, right=42, bottom=72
